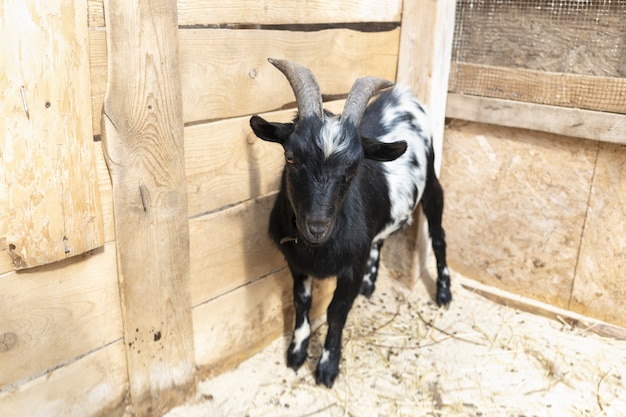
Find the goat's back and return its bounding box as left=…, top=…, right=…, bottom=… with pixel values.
left=359, top=87, right=433, bottom=242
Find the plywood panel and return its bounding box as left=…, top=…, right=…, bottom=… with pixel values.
left=0, top=341, right=128, bottom=417
left=101, top=0, right=194, bottom=414
left=1, top=0, right=103, bottom=269
left=570, top=143, right=626, bottom=327
left=193, top=268, right=335, bottom=376
left=89, top=28, right=399, bottom=135
left=439, top=121, right=598, bottom=308
left=0, top=243, right=121, bottom=388
left=88, top=0, right=402, bottom=27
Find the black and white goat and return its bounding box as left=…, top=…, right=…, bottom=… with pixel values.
left=250, top=58, right=451, bottom=388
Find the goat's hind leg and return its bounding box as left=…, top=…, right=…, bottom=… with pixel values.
left=287, top=270, right=313, bottom=370
left=421, top=163, right=452, bottom=307
left=359, top=241, right=383, bottom=298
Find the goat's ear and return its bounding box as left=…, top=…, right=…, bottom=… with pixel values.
left=362, top=137, right=407, bottom=162
left=250, top=115, right=293, bottom=144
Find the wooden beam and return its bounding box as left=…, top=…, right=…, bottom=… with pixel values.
left=1, top=0, right=104, bottom=269
left=100, top=0, right=194, bottom=415
left=88, top=0, right=403, bottom=27
left=446, top=93, right=626, bottom=145
left=449, top=62, right=626, bottom=115
left=385, top=0, right=457, bottom=287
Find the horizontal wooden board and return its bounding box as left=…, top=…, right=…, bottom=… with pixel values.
left=449, top=62, right=626, bottom=115
left=446, top=93, right=626, bottom=145
left=89, top=28, right=399, bottom=135
left=189, top=194, right=284, bottom=306
left=0, top=341, right=128, bottom=417
left=571, top=142, right=626, bottom=328
left=193, top=268, right=335, bottom=376
left=439, top=121, right=598, bottom=309
left=185, top=100, right=345, bottom=217
left=0, top=243, right=121, bottom=388
left=88, top=0, right=402, bottom=27
left=457, top=275, right=626, bottom=340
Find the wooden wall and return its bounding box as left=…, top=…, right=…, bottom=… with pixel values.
left=1, top=1, right=456, bottom=416
left=440, top=121, right=626, bottom=328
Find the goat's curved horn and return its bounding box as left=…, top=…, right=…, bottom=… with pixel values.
left=268, top=58, right=323, bottom=119
left=341, top=77, right=394, bottom=126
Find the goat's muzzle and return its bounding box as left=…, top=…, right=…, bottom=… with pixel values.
left=301, top=215, right=334, bottom=245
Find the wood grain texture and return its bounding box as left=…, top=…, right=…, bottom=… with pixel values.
left=88, top=0, right=402, bottom=27
left=446, top=93, right=626, bottom=145
left=0, top=243, right=120, bottom=388
left=89, top=28, right=399, bottom=135
left=193, top=268, right=335, bottom=377
left=101, top=0, right=194, bottom=415
left=0, top=0, right=104, bottom=269
left=570, top=143, right=626, bottom=327
left=440, top=121, right=598, bottom=309
left=189, top=194, right=285, bottom=306
left=449, top=62, right=626, bottom=115
left=0, top=341, right=128, bottom=417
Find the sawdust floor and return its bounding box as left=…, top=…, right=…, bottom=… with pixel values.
left=165, top=266, right=626, bottom=417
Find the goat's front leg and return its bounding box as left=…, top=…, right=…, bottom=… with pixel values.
left=315, top=267, right=362, bottom=388
left=287, top=270, right=313, bottom=370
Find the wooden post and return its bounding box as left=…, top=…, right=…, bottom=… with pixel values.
left=101, top=0, right=195, bottom=415
left=383, top=0, right=457, bottom=286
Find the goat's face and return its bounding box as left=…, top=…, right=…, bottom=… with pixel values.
left=250, top=58, right=406, bottom=245
left=250, top=113, right=406, bottom=245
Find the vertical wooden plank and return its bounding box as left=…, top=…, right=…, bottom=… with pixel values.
left=383, top=0, right=457, bottom=286
left=100, top=0, right=194, bottom=415
left=0, top=0, right=104, bottom=269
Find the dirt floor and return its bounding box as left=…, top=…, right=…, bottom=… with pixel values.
left=165, top=265, right=626, bottom=417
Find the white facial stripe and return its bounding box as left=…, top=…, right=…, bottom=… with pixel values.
left=319, top=116, right=348, bottom=159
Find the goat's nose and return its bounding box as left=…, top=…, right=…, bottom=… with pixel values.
left=306, top=217, right=331, bottom=239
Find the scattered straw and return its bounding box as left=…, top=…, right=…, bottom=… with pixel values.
left=165, top=263, right=626, bottom=417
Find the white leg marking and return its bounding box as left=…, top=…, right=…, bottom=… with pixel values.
left=303, top=276, right=313, bottom=297
left=320, top=349, right=330, bottom=364
left=291, top=317, right=310, bottom=354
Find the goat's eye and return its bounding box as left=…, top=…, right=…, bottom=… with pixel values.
left=285, top=151, right=295, bottom=165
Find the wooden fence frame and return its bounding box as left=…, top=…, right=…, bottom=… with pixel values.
left=97, top=0, right=457, bottom=415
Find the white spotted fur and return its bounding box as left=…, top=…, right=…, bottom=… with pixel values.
left=373, top=86, right=432, bottom=243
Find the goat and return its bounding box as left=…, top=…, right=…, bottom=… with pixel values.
left=249, top=58, right=451, bottom=388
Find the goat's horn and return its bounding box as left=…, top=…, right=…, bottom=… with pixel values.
left=268, top=58, right=323, bottom=119
left=341, top=77, right=394, bottom=126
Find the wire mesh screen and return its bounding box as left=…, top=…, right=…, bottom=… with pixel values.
left=450, top=0, right=626, bottom=114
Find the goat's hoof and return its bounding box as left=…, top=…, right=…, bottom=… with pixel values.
left=359, top=280, right=376, bottom=298
left=436, top=287, right=452, bottom=308
left=315, top=361, right=339, bottom=388
left=287, top=348, right=308, bottom=371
